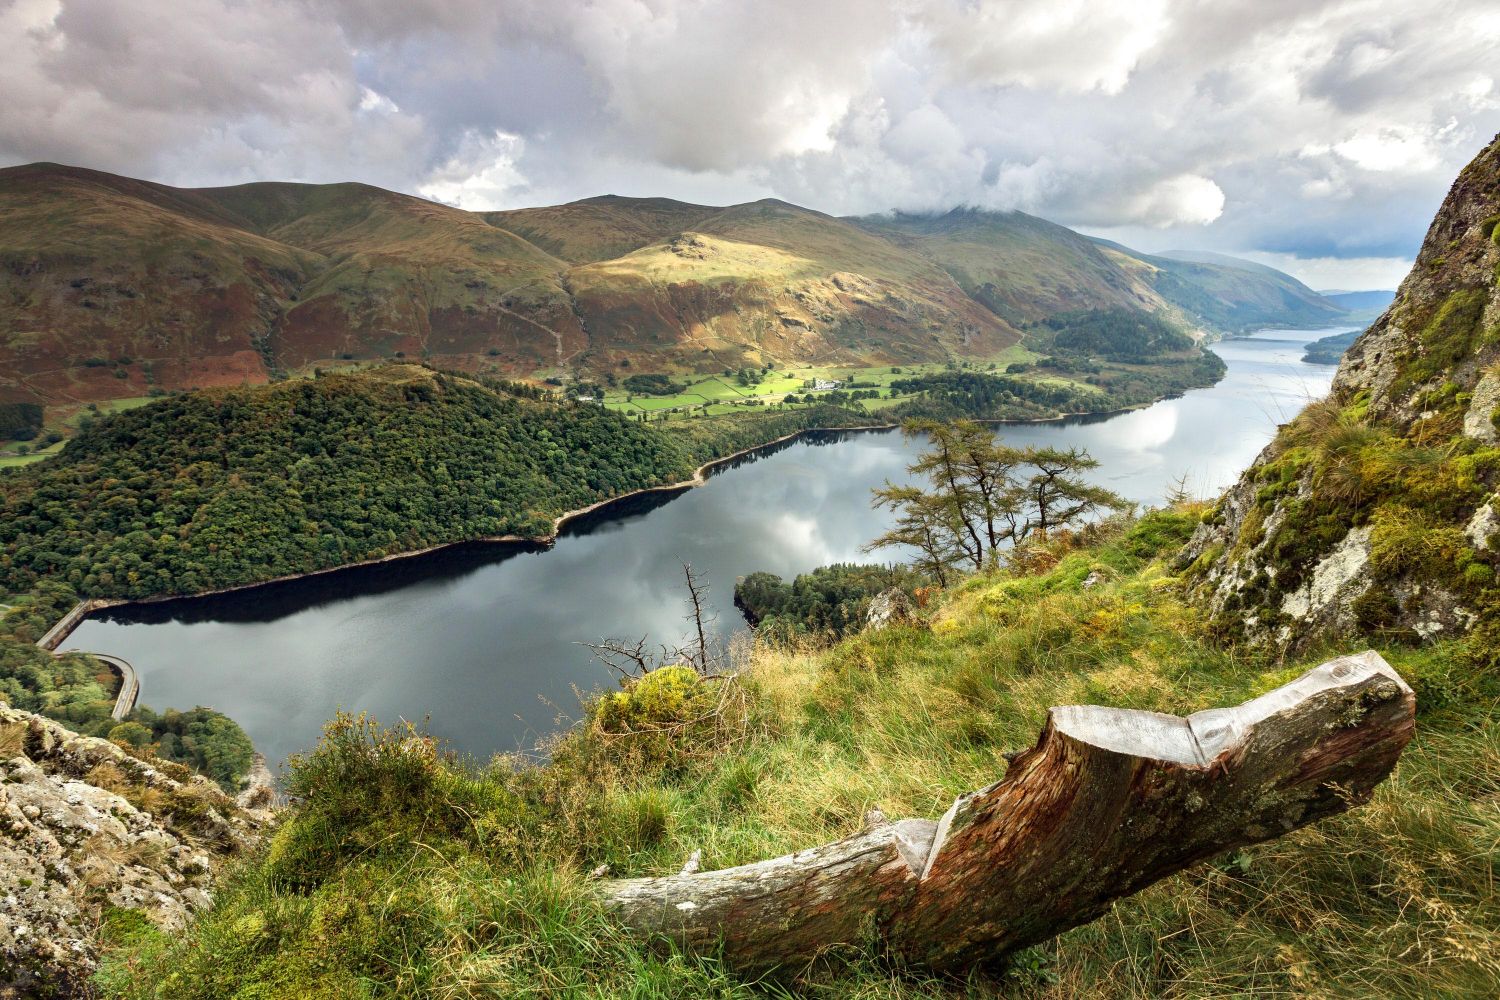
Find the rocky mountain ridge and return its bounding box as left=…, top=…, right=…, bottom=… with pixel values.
left=1182, top=132, right=1500, bottom=653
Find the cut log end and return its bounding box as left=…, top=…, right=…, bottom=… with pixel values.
left=601, top=651, right=1416, bottom=975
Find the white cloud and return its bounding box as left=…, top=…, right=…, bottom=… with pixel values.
left=417, top=130, right=525, bottom=210
left=358, top=87, right=400, bottom=114
left=1127, top=174, right=1226, bottom=227
left=1333, top=127, right=1443, bottom=173
left=2, top=0, right=1499, bottom=271
left=920, top=0, right=1173, bottom=95
left=1237, top=251, right=1416, bottom=291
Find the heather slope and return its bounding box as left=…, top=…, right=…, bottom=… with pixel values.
left=484, top=194, right=718, bottom=264
left=562, top=199, right=1023, bottom=371
left=195, top=180, right=579, bottom=372
left=0, top=163, right=318, bottom=403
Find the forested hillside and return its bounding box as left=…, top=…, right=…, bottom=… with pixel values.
left=0, top=366, right=694, bottom=600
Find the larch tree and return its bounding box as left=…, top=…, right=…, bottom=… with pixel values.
left=867, top=419, right=1128, bottom=579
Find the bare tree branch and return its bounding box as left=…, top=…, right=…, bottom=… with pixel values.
left=578, top=636, right=653, bottom=680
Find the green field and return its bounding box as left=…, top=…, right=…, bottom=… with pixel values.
left=0, top=396, right=155, bottom=467
left=601, top=346, right=1040, bottom=422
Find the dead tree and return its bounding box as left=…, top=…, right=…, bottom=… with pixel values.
left=581, top=563, right=724, bottom=679
left=680, top=562, right=716, bottom=674
left=602, top=651, right=1415, bottom=973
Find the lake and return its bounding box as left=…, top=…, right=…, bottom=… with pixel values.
left=68, top=327, right=1346, bottom=767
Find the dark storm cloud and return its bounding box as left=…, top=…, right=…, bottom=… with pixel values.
left=2, top=0, right=1498, bottom=286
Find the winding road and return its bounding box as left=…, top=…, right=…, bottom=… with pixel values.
left=35, top=599, right=141, bottom=722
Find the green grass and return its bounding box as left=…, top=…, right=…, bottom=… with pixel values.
left=0, top=396, right=155, bottom=465
left=0, top=451, right=50, bottom=468
left=602, top=349, right=1040, bottom=421
left=95, top=509, right=1500, bottom=997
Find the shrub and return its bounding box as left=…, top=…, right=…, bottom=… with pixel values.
left=594, top=665, right=710, bottom=733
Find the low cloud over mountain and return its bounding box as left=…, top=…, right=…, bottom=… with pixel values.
left=3, top=1, right=1497, bottom=287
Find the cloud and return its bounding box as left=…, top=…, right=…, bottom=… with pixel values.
left=1123, top=174, right=1227, bottom=228
left=1234, top=251, right=1418, bottom=291
left=919, top=0, right=1173, bottom=95
left=416, top=130, right=526, bottom=210
left=2, top=0, right=1499, bottom=282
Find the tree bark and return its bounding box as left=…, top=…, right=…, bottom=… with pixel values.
left=602, top=651, right=1415, bottom=974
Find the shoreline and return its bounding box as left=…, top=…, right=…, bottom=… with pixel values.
left=32, top=394, right=1177, bottom=651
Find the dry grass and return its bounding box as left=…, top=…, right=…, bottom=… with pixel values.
left=96, top=511, right=1500, bottom=998
left=0, top=721, right=26, bottom=759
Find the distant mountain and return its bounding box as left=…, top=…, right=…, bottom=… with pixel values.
left=852, top=208, right=1166, bottom=326
left=0, top=163, right=1352, bottom=405
left=1318, top=290, right=1397, bottom=317
left=1091, top=244, right=1349, bottom=333
left=1301, top=328, right=1362, bottom=365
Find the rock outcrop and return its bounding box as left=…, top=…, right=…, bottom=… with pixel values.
left=0, top=704, right=266, bottom=995
left=864, top=588, right=917, bottom=631
left=1182, top=133, right=1500, bottom=651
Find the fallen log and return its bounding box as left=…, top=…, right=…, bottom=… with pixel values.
left=603, top=650, right=1415, bottom=973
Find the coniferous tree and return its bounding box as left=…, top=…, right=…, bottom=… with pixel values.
left=866, top=419, right=1128, bottom=579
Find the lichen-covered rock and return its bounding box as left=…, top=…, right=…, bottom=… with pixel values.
left=0, top=703, right=266, bottom=996
left=1276, top=526, right=1373, bottom=634
left=1182, top=133, right=1500, bottom=652
left=865, top=588, right=917, bottom=630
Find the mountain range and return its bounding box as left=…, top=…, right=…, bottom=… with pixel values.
left=1, top=162, right=1358, bottom=405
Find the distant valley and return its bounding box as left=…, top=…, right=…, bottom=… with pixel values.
left=2, top=162, right=1367, bottom=413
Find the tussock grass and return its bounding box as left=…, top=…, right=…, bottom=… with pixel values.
left=96, top=510, right=1499, bottom=997
left=0, top=722, right=27, bottom=761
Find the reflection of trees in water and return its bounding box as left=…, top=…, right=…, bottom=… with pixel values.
left=704, top=427, right=897, bottom=478
left=87, top=373, right=1286, bottom=635
left=92, top=540, right=546, bottom=627
left=560, top=486, right=690, bottom=537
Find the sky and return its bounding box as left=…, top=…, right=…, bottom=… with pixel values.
left=3, top=1, right=1499, bottom=290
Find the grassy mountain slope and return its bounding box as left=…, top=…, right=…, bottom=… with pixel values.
left=856, top=209, right=1167, bottom=325
left=1101, top=245, right=1347, bottom=333
left=195, top=180, right=580, bottom=372
left=0, top=163, right=316, bottom=403
left=483, top=195, right=718, bottom=264
left=1, top=164, right=1346, bottom=413
left=564, top=200, right=1022, bottom=370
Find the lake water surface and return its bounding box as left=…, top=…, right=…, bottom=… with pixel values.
left=69, top=327, right=1346, bottom=766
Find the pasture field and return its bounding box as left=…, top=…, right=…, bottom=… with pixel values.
left=0, top=395, right=155, bottom=467
left=601, top=345, right=1039, bottom=421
